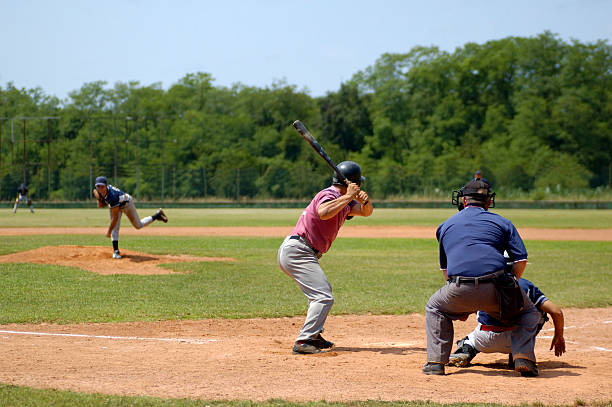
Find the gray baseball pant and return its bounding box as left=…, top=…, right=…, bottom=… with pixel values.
left=466, top=323, right=514, bottom=354
left=110, top=199, right=154, bottom=241
left=425, top=279, right=540, bottom=363
left=277, top=236, right=334, bottom=342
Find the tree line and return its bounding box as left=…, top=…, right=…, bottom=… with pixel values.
left=0, top=32, right=610, bottom=201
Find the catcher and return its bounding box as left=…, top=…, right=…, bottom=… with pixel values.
left=13, top=183, right=34, bottom=213
left=93, top=176, right=167, bottom=259
left=449, top=275, right=565, bottom=369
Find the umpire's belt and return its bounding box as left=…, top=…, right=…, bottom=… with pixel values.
left=289, top=235, right=322, bottom=259
left=447, top=269, right=505, bottom=287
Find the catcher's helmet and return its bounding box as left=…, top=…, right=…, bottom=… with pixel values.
left=333, top=161, right=365, bottom=186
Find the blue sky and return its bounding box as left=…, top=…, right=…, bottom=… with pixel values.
left=1, top=0, right=610, bottom=101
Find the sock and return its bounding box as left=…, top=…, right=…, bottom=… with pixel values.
left=112, top=240, right=119, bottom=251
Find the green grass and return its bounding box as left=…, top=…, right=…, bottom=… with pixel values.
left=2, top=208, right=612, bottom=228
left=1, top=209, right=611, bottom=406
left=0, top=234, right=610, bottom=324
left=1, top=385, right=609, bottom=407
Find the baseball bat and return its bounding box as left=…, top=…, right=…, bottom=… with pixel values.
left=292, top=120, right=347, bottom=185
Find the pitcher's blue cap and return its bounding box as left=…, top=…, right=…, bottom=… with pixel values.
left=95, top=176, right=108, bottom=186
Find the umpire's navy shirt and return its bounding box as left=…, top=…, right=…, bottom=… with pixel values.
left=436, top=206, right=527, bottom=277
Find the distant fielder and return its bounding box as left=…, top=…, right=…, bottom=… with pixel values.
left=13, top=183, right=34, bottom=213
left=93, top=176, right=168, bottom=259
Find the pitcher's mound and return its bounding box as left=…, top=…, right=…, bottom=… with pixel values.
left=0, top=245, right=235, bottom=275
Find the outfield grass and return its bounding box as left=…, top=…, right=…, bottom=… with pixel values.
left=0, top=233, right=609, bottom=324
left=2, top=208, right=612, bottom=228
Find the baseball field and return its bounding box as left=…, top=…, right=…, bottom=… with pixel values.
left=0, top=208, right=611, bottom=406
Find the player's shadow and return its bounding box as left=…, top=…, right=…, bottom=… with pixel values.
left=451, top=359, right=584, bottom=377
left=333, top=346, right=426, bottom=355
left=122, top=254, right=158, bottom=263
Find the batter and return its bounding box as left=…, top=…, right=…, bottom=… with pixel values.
left=277, top=161, right=373, bottom=354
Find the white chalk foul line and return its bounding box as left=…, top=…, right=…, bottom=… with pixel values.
left=591, top=346, right=612, bottom=352
left=0, top=330, right=217, bottom=345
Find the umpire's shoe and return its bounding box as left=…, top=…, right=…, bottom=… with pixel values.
left=153, top=208, right=168, bottom=223
left=514, top=358, right=539, bottom=377
left=422, top=362, right=445, bottom=375
left=448, top=337, right=479, bottom=367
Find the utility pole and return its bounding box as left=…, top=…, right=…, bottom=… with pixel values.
left=89, top=119, right=93, bottom=199
left=47, top=119, right=52, bottom=198
left=22, top=119, right=26, bottom=184
left=113, top=117, right=118, bottom=183
left=160, top=117, right=165, bottom=202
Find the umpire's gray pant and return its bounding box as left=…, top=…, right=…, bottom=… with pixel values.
left=277, top=236, right=334, bottom=342
left=425, top=279, right=540, bottom=363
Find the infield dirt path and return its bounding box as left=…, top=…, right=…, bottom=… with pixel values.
left=0, top=226, right=611, bottom=240
left=0, top=309, right=611, bottom=404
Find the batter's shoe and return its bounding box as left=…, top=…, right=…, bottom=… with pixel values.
left=448, top=337, right=479, bottom=367
left=514, top=358, right=538, bottom=377
left=153, top=208, right=168, bottom=223
left=311, top=333, right=334, bottom=349
left=292, top=340, right=322, bottom=355
left=112, top=250, right=122, bottom=259
left=422, top=362, right=445, bottom=375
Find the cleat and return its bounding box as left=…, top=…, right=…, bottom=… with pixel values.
left=514, top=358, right=538, bottom=377
left=422, top=362, right=445, bottom=375
left=112, top=250, right=122, bottom=259
left=311, top=333, right=334, bottom=349
left=292, top=340, right=322, bottom=354
left=448, top=337, right=478, bottom=367
left=154, top=208, right=168, bottom=223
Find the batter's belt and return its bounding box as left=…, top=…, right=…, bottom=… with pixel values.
left=289, top=235, right=322, bottom=259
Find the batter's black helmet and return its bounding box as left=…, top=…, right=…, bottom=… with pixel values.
left=332, top=161, right=365, bottom=186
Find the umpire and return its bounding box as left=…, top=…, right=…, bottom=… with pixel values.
left=423, top=178, right=540, bottom=376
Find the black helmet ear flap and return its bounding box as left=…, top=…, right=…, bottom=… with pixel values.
left=452, top=188, right=465, bottom=211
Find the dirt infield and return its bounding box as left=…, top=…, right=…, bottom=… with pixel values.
left=0, top=309, right=611, bottom=404
left=0, top=245, right=235, bottom=275
left=0, top=225, right=611, bottom=240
